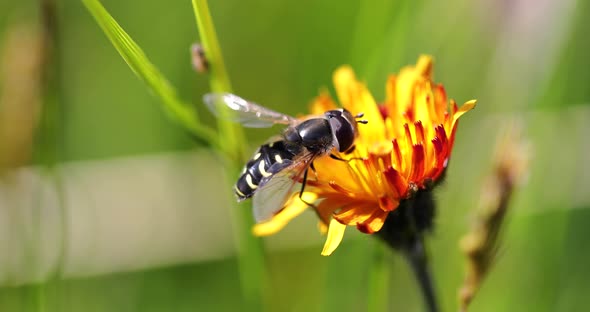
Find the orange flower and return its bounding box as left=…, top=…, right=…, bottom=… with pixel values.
left=253, top=55, right=476, bottom=255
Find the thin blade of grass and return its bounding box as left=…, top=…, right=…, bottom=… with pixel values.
left=82, top=0, right=217, bottom=148
left=191, top=0, right=268, bottom=310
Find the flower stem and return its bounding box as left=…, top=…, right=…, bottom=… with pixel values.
left=376, top=191, right=439, bottom=312
left=403, top=238, right=439, bottom=312
left=191, top=1, right=267, bottom=309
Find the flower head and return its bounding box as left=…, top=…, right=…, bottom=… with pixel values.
left=254, top=55, right=476, bottom=255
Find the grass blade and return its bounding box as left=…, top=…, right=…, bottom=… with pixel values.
left=82, top=0, right=218, bottom=148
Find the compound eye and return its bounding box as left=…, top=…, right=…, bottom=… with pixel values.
left=329, top=116, right=355, bottom=152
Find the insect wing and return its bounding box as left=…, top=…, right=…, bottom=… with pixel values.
left=252, top=155, right=314, bottom=223
left=203, top=93, right=297, bottom=128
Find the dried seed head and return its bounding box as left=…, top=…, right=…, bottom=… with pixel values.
left=458, top=123, right=530, bottom=311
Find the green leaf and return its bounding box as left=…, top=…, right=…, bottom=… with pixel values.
left=82, top=0, right=218, bottom=148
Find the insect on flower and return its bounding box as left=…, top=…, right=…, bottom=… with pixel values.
left=203, top=93, right=368, bottom=222
left=242, top=56, right=476, bottom=256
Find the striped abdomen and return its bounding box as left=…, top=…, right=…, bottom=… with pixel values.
left=235, top=141, right=299, bottom=200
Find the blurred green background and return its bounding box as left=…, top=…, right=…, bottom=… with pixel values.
left=1, top=0, right=589, bottom=311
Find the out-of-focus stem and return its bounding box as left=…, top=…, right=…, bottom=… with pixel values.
left=35, top=0, right=61, bottom=166
left=30, top=0, right=63, bottom=310
left=367, top=241, right=390, bottom=312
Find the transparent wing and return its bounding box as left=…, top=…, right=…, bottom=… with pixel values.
left=203, top=93, right=297, bottom=128
left=252, top=154, right=316, bottom=223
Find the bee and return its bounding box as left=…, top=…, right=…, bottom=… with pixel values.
left=204, top=93, right=367, bottom=222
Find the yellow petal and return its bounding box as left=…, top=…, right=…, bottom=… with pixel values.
left=416, top=54, right=433, bottom=78
left=452, top=100, right=477, bottom=129
left=310, top=91, right=338, bottom=116
left=317, top=221, right=328, bottom=234
left=392, top=56, right=433, bottom=119
left=321, top=218, right=347, bottom=256
left=252, top=192, right=318, bottom=236
left=333, top=66, right=357, bottom=109
left=333, top=66, right=385, bottom=144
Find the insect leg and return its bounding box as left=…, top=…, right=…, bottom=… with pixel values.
left=344, top=145, right=356, bottom=154
left=329, top=153, right=363, bottom=162
left=299, top=167, right=310, bottom=200
left=299, top=166, right=320, bottom=211
left=309, top=162, right=319, bottom=180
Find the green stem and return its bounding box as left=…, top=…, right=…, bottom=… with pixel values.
left=191, top=0, right=243, bottom=159
left=191, top=0, right=267, bottom=309
left=367, top=241, right=390, bottom=312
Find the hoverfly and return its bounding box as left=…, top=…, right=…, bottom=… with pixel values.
left=204, top=93, right=367, bottom=222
